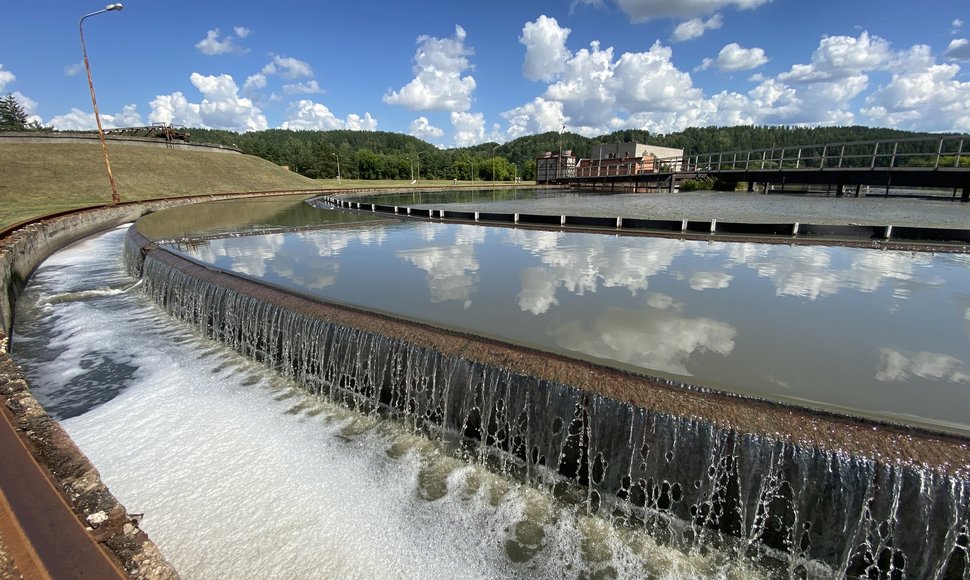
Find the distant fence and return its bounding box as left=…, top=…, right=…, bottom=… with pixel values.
left=0, top=132, right=242, bottom=154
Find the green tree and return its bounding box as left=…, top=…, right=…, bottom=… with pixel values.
left=0, top=93, right=30, bottom=131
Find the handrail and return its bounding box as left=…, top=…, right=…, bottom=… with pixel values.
left=648, top=135, right=969, bottom=175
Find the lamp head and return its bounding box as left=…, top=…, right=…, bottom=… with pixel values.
left=105, top=3, right=124, bottom=11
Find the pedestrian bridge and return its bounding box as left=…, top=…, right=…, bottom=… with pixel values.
left=565, top=135, right=970, bottom=201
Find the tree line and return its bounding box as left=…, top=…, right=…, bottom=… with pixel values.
left=0, top=93, right=43, bottom=131
left=188, top=125, right=960, bottom=180
left=3, top=91, right=962, bottom=177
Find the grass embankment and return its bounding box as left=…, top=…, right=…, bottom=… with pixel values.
left=0, top=141, right=531, bottom=230
left=0, top=141, right=322, bottom=229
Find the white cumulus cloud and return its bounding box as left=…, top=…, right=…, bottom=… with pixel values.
left=242, top=73, right=267, bottom=93
left=0, top=64, right=15, bottom=92
left=779, top=31, right=891, bottom=83
left=502, top=19, right=970, bottom=138
left=195, top=28, right=249, bottom=56
left=616, top=0, right=770, bottom=22
left=344, top=113, right=378, bottom=131
left=945, top=38, right=970, bottom=61
left=450, top=111, right=485, bottom=147
left=862, top=60, right=970, bottom=132
left=672, top=14, right=723, bottom=42
left=520, top=15, right=572, bottom=82
left=280, top=99, right=376, bottom=131
left=501, top=97, right=566, bottom=139
left=698, top=43, right=768, bottom=72
left=545, top=40, right=618, bottom=128
left=49, top=103, right=142, bottom=130
left=283, top=80, right=323, bottom=95
left=383, top=25, right=477, bottom=112
left=150, top=73, right=267, bottom=132
left=408, top=116, right=444, bottom=140
left=260, top=55, right=313, bottom=80
left=611, top=41, right=703, bottom=114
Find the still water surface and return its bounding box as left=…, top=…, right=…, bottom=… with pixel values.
left=348, top=188, right=970, bottom=228
left=168, top=216, right=970, bottom=434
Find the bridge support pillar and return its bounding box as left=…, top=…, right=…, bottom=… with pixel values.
left=747, top=181, right=754, bottom=192
left=855, top=184, right=862, bottom=197
left=836, top=183, right=844, bottom=197
left=962, top=186, right=969, bottom=203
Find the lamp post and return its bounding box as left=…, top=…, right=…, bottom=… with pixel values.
left=331, top=152, right=341, bottom=184
left=492, top=145, right=499, bottom=184
left=557, top=124, right=566, bottom=182
left=80, top=3, right=124, bottom=205
left=415, top=151, right=425, bottom=183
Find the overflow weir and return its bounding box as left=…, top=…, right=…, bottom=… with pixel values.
left=127, top=212, right=970, bottom=579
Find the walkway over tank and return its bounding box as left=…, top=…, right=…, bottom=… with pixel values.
left=566, top=135, right=970, bottom=199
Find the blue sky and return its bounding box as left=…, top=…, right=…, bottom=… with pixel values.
left=1, top=0, right=968, bottom=147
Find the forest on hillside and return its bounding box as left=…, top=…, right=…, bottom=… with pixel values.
left=2, top=91, right=960, bottom=180
left=162, top=125, right=964, bottom=181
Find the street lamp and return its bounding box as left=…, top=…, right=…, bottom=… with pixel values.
left=558, top=124, right=566, bottom=182
left=492, top=144, right=499, bottom=183
left=331, top=152, right=341, bottom=184
left=80, top=3, right=124, bottom=205
left=415, top=151, right=426, bottom=183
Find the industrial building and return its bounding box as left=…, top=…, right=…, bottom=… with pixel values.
left=535, top=150, right=577, bottom=183
left=538, top=142, right=684, bottom=183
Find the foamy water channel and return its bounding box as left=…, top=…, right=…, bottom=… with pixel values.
left=12, top=226, right=769, bottom=579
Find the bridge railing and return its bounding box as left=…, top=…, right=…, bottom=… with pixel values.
left=655, top=135, right=968, bottom=174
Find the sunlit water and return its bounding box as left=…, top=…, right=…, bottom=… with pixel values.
left=166, top=218, right=970, bottom=435
left=12, top=227, right=770, bottom=579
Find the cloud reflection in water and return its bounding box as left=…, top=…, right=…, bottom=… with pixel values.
left=554, top=306, right=736, bottom=376
left=876, top=349, right=970, bottom=384
left=507, top=230, right=684, bottom=315
left=397, top=224, right=484, bottom=308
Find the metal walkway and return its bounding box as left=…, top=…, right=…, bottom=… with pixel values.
left=567, top=135, right=970, bottom=199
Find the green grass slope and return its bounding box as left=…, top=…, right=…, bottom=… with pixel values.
left=0, top=140, right=321, bottom=229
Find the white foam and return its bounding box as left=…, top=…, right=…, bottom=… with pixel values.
left=18, top=227, right=767, bottom=579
